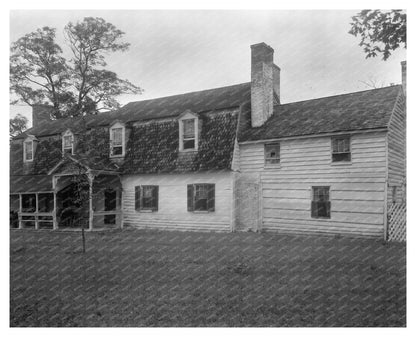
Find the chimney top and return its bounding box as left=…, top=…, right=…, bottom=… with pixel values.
left=32, top=104, right=53, bottom=128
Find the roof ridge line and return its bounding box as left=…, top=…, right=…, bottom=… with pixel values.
left=278, top=85, right=401, bottom=107
left=123, top=82, right=251, bottom=107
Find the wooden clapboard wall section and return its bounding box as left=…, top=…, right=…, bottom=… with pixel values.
left=387, top=93, right=406, bottom=204
left=239, top=131, right=388, bottom=237
left=122, top=172, right=233, bottom=231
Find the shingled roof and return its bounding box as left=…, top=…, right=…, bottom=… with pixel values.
left=239, top=85, right=402, bottom=142
left=16, top=82, right=251, bottom=139
left=122, top=110, right=239, bottom=174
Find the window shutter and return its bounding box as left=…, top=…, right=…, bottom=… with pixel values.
left=153, top=186, right=159, bottom=211
left=135, top=186, right=141, bottom=211
left=326, top=201, right=331, bottom=218
left=187, top=184, right=194, bottom=211
left=311, top=201, right=318, bottom=218
left=207, top=184, right=215, bottom=212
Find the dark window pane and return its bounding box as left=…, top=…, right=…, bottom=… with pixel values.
left=104, top=214, right=116, bottom=225
left=112, top=146, right=123, bottom=156
left=38, top=193, right=54, bottom=213
left=195, top=198, right=208, bottom=211
left=183, top=139, right=195, bottom=150
left=22, top=194, right=36, bottom=213
left=265, top=143, right=280, bottom=164
left=311, top=187, right=330, bottom=218
left=332, top=153, right=351, bottom=162
left=104, top=189, right=117, bottom=211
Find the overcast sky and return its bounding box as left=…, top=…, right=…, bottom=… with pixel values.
left=9, top=10, right=406, bottom=126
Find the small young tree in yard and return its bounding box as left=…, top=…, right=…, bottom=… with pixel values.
left=349, top=10, right=406, bottom=60
left=10, top=114, right=28, bottom=138
left=68, top=162, right=91, bottom=253
left=10, top=17, right=142, bottom=119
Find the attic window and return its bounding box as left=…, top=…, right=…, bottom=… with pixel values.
left=62, top=130, right=74, bottom=155
left=110, top=123, right=125, bottom=157
left=23, top=140, right=34, bottom=162
left=332, top=136, right=351, bottom=162
left=182, top=119, right=196, bottom=150
left=265, top=143, right=280, bottom=165
left=179, top=111, right=199, bottom=152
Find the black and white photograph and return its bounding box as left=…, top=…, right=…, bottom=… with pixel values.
left=7, top=6, right=407, bottom=328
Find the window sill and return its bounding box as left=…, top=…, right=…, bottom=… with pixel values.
left=137, top=209, right=156, bottom=213
left=192, top=210, right=213, bottom=214
left=330, top=161, right=352, bottom=166
left=311, top=216, right=331, bottom=220
left=179, top=149, right=198, bottom=153
left=264, top=163, right=281, bottom=169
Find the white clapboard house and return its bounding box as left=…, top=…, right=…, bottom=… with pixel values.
left=10, top=43, right=406, bottom=238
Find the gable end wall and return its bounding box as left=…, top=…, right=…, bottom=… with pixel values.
left=387, top=92, right=406, bottom=203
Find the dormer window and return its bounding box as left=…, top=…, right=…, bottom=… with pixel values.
left=62, top=130, right=74, bottom=155
left=23, top=140, right=33, bottom=162
left=179, top=111, right=198, bottom=151
left=23, top=135, right=37, bottom=163
left=183, top=119, right=196, bottom=149
left=110, top=122, right=125, bottom=157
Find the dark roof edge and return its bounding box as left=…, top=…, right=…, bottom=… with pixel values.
left=239, top=126, right=388, bottom=144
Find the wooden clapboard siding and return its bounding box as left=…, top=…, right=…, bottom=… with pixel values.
left=239, top=131, right=387, bottom=237
left=387, top=93, right=406, bottom=203
left=122, top=172, right=232, bottom=231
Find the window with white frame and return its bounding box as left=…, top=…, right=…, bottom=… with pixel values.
left=23, top=140, right=34, bottom=162
left=110, top=123, right=125, bottom=157
left=265, top=143, right=280, bottom=164
left=187, top=184, right=215, bottom=212
left=332, top=136, right=351, bottom=162
left=135, top=185, right=159, bottom=211
left=62, top=130, right=74, bottom=155
left=182, top=119, right=196, bottom=150
left=178, top=111, right=198, bottom=151
left=311, top=186, right=331, bottom=218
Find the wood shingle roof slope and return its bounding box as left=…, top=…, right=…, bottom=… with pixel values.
left=16, top=82, right=251, bottom=139
left=239, top=85, right=403, bottom=142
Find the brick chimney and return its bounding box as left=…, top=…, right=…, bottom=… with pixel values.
left=250, top=43, right=280, bottom=127
left=401, top=61, right=406, bottom=96
left=32, top=104, right=53, bottom=128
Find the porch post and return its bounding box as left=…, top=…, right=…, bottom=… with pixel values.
left=18, top=194, right=22, bottom=229
left=52, top=176, right=60, bottom=230
left=35, top=193, right=39, bottom=230
left=88, top=173, right=95, bottom=231
left=53, top=192, right=58, bottom=230
left=118, top=175, right=124, bottom=229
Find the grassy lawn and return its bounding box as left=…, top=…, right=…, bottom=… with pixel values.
left=10, top=229, right=406, bottom=327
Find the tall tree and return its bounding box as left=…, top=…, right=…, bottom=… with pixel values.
left=10, top=27, right=72, bottom=118
left=349, top=10, right=406, bottom=60
left=9, top=114, right=28, bottom=138
left=64, top=17, right=142, bottom=116
left=10, top=17, right=142, bottom=118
